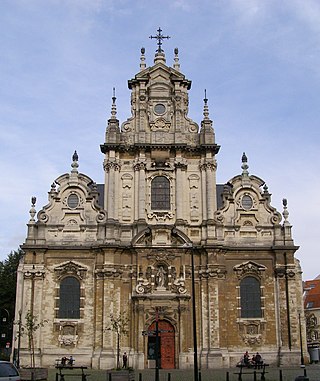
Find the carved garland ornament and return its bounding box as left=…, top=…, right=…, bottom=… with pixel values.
left=58, top=322, right=79, bottom=347
left=199, top=265, right=227, bottom=279
left=23, top=265, right=46, bottom=279
left=95, top=266, right=123, bottom=279
left=239, top=321, right=263, bottom=345
left=274, top=266, right=296, bottom=279
left=135, top=264, right=187, bottom=295
left=233, top=261, right=266, bottom=280
left=54, top=261, right=87, bottom=280
left=150, top=118, right=171, bottom=132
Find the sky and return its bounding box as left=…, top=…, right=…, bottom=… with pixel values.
left=0, top=0, right=319, bottom=280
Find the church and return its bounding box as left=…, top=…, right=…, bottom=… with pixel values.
left=14, top=30, right=307, bottom=370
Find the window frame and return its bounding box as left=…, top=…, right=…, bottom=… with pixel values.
left=151, top=176, right=171, bottom=211
left=58, top=276, right=81, bottom=319
left=240, top=276, right=262, bottom=319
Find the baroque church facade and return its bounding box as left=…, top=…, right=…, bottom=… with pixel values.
left=14, top=33, right=307, bottom=369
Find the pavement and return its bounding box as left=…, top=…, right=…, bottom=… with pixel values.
left=47, top=364, right=320, bottom=381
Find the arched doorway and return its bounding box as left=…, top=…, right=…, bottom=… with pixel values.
left=148, top=320, right=175, bottom=369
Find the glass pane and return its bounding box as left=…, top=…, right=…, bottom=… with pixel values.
left=0, top=362, right=19, bottom=377
left=240, top=277, right=262, bottom=318
left=242, top=195, right=253, bottom=210
left=59, top=276, right=80, bottom=318
left=67, top=194, right=79, bottom=209
left=151, top=176, right=170, bottom=210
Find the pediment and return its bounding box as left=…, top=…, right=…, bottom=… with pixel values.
left=233, top=261, right=266, bottom=279
left=54, top=261, right=87, bottom=280
left=134, top=63, right=188, bottom=84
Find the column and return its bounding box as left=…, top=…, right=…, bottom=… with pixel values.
left=134, top=164, right=140, bottom=221
left=138, top=163, right=146, bottom=220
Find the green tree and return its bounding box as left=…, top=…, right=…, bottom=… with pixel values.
left=17, top=310, right=47, bottom=369
left=106, top=312, right=129, bottom=369
left=0, top=249, right=24, bottom=358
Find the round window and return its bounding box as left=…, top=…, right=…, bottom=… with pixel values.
left=154, top=103, right=166, bottom=115
left=242, top=195, right=253, bottom=210
left=67, top=194, right=79, bottom=209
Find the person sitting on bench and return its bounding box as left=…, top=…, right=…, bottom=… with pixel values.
left=243, top=351, right=250, bottom=367
left=254, top=352, right=263, bottom=369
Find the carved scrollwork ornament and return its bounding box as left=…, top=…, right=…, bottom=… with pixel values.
left=24, top=268, right=46, bottom=279
left=238, top=320, right=264, bottom=345
left=96, top=210, right=107, bottom=223
left=234, top=261, right=266, bottom=280
left=58, top=323, right=79, bottom=347
left=54, top=261, right=87, bottom=280
left=103, top=161, right=121, bottom=172
left=38, top=210, right=49, bottom=223
left=199, top=161, right=217, bottom=171
left=135, top=279, right=152, bottom=294
left=274, top=267, right=286, bottom=278
left=147, top=211, right=174, bottom=222
left=147, top=250, right=175, bottom=262
left=199, top=266, right=227, bottom=279
left=274, top=267, right=296, bottom=279
left=94, top=267, right=123, bottom=278
left=133, top=162, right=146, bottom=171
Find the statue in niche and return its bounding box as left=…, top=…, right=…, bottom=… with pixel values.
left=156, top=266, right=167, bottom=288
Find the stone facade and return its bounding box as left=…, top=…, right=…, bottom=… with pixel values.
left=14, top=36, right=307, bottom=369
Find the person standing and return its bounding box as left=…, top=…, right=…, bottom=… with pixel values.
left=122, top=352, right=128, bottom=368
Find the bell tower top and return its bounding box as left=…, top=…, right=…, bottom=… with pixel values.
left=101, top=29, right=219, bottom=156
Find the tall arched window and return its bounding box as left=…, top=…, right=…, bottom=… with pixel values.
left=151, top=176, right=170, bottom=210
left=59, top=276, right=80, bottom=319
left=240, top=276, right=262, bottom=318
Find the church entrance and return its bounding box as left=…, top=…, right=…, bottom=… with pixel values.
left=147, top=320, right=175, bottom=369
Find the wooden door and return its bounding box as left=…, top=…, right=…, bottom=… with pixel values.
left=148, top=320, right=175, bottom=369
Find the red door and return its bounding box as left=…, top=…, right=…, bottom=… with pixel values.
left=148, top=320, right=175, bottom=369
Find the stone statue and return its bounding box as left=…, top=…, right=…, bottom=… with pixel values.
left=156, top=266, right=166, bottom=288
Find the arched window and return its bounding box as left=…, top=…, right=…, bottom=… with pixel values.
left=240, top=276, right=262, bottom=318
left=59, top=276, right=80, bottom=319
left=151, top=176, right=170, bottom=210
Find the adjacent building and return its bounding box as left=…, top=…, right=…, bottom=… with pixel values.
left=304, top=276, right=320, bottom=362
left=14, top=32, right=307, bottom=369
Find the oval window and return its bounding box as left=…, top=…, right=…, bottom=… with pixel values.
left=67, top=194, right=79, bottom=209
left=242, top=195, right=253, bottom=210
left=154, top=103, right=166, bottom=115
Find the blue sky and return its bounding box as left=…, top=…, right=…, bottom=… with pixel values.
left=0, top=0, right=319, bottom=280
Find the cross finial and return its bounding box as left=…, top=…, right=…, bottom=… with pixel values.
left=111, top=87, right=117, bottom=119
left=149, top=27, right=170, bottom=53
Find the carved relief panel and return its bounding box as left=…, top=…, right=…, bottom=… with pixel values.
left=121, top=173, right=133, bottom=222
left=188, top=174, right=200, bottom=221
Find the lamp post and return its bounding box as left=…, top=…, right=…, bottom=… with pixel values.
left=16, top=310, right=22, bottom=368
left=191, top=247, right=199, bottom=381
left=298, top=313, right=305, bottom=365
left=298, top=312, right=307, bottom=378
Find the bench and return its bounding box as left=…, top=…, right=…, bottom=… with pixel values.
left=234, top=364, right=269, bottom=381
left=55, top=365, right=89, bottom=381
